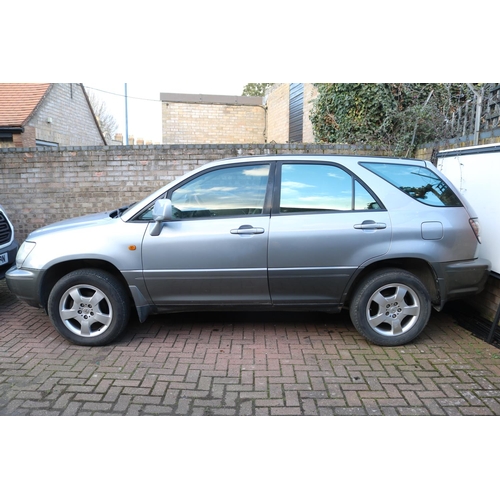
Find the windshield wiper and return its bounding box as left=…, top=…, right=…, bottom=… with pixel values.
left=109, top=202, right=137, bottom=218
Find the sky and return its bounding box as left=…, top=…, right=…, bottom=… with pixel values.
left=83, top=80, right=249, bottom=145
left=6, top=0, right=497, bottom=146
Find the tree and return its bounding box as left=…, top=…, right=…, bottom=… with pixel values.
left=309, top=83, right=473, bottom=156
left=87, top=91, right=118, bottom=141
left=242, top=83, right=274, bottom=97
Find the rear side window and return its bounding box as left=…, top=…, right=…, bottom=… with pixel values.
left=279, top=163, right=382, bottom=213
left=360, top=162, right=462, bottom=207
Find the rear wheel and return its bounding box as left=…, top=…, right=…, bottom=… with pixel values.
left=349, top=268, right=431, bottom=346
left=48, top=269, right=130, bottom=346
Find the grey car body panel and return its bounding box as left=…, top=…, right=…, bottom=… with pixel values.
left=6, top=154, right=491, bottom=325
left=15, top=213, right=148, bottom=272
left=142, top=216, right=271, bottom=307
left=268, top=210, right=392, bottom=305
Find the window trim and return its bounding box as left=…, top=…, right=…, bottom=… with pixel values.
left=273, top=160, right=386, bottom=215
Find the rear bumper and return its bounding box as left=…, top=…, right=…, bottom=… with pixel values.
left=433, top=258, right=491, bottom=309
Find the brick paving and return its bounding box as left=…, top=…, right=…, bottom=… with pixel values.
left=1, top=279, right=500, bottom=416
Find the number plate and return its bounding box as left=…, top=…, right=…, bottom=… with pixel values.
left=0, top=252, right=8, bottom=265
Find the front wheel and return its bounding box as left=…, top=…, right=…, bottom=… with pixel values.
left=349, top=268, right=431, bottom=346
left=48, top=269, right=130, bottom=346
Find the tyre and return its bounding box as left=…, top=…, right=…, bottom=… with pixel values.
left=349, top=268, right=431, bottom=346
left=48, top=269, right=130, bottom=346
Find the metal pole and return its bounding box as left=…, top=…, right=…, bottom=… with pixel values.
left=487, top=301, right=500, bottom=344
left=125, top=83, right=129, bottom=146
left=466, top=84, right=483, bottom=146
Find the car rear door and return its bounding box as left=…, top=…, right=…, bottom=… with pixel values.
left=268, top=161, right=392, bottom=307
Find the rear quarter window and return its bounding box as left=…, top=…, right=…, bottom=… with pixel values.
left=359, top=162, right=462, bottom=207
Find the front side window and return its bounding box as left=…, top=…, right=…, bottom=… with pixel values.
left=171, top=164, right=270, bottom=219
left=279, top=163, right=381, bottom=213
left=360, top=162, right=462, bottom=207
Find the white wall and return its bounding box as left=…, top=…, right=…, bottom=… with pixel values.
left=437, top=144, right=500, bottom=275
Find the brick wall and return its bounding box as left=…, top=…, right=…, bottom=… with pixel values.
left=266, top=84, right=290, bottom=142
left=161, top=95, right=265, bottom=144
left=160, top=85, right=318, bottom=145
left=468, top=275, right=500, bottom=323
left=416, top=135, right=500, bottom=161
left=265, top=83, right=318, bottom=143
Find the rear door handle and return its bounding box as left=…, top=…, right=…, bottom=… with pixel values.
left=230, top=225, right=265, bottom=235
left=353, top=220, right=387, bottom=230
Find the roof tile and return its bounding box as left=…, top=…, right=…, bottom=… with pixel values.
left=0, top=83, right=51, bottom=127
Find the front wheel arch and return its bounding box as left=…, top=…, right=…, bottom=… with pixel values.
left=40, top=259, right=131, bottom=310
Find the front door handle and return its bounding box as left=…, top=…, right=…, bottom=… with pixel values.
left=353, top=220, right=387, bottom=230
left=230, top=225, right=265, bottom=235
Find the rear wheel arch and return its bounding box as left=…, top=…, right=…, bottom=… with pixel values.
left=344, top=258, right=439, bottom=308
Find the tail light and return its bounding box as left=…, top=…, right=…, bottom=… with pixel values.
left=469, top=218, right=481, bottom=243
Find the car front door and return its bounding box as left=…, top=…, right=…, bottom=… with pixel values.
left=141, top=162, right=273, bottom=308
left=268, top=161, right=392, bottom=308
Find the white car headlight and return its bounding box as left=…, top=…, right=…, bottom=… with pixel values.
left=16, top=241, right=36, bottom=268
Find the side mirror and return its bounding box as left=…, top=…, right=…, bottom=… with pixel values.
left=150, top=199, right=173, bottom=236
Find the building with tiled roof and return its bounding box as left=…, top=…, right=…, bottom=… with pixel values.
left=0, top=83, right=105, bottom=148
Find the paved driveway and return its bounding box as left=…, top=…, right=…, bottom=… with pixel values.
left=1, top=280, right=499, bottom=416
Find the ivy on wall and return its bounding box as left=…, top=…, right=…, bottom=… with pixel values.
left=309, top=83, right=473, bottom=156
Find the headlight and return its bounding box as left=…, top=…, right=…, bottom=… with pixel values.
left=16, top=241, right=36, bottom=268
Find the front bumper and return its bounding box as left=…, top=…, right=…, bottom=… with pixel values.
left=5, top=266, right=45, bottom=308
left=433, top=258, right=491, bottom=309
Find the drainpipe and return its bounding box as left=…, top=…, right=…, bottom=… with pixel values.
left=125, top=83, right=129, bottom=146
left=466, top=83, right=484, bottom=146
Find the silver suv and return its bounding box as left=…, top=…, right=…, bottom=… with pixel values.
left=6, top=155, right=490, bottom=347
left=0, top=204, right=18, bottom=280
